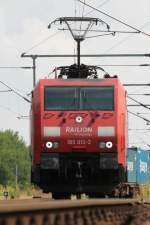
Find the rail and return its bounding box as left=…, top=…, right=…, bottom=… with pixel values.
left=0, top=199, right=149, bottom=225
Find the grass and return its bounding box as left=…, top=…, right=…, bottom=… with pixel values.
left=139, top=183, right=150, bottom=200
left=0, top=185, right=36, bottom=200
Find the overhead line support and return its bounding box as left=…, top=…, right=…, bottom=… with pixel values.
left=21, top=52, right=150, bottom=87
left=21, top=53, right=150, bottom=58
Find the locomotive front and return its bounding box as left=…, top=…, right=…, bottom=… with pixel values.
left=31, top=78, right=127, bottom=197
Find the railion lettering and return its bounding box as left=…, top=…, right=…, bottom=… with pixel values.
left=66, top=127, right=92, bottom=133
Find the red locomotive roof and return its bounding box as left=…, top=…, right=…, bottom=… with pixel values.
left=37, top=78, right=121, bottom=87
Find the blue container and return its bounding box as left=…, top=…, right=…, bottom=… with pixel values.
left=127, top=148, right=149, bottom=184
left=127, top=148, right=137, bottom=183
left=136, top=149, right=149, bottom=184
left=148, top=150, right=150, bottom=181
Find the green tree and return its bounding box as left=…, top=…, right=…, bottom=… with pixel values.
left=0, top=130, right=31, bottom=187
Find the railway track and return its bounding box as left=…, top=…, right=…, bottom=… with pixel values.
left=0, top=199, right=149, bottom=225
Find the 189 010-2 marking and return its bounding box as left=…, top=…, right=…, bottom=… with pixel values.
left=67, top=139, right=92, bottom=145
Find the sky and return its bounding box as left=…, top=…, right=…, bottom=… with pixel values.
left=1, top=0, right=150, bottom=147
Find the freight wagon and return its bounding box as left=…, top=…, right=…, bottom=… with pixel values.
left=126, top=147, right=150, bottom=197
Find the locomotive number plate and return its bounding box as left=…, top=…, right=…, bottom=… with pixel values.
left=67, top=139, right=91, bottom=145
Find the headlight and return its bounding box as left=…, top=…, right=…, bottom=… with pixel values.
left=98, top=141, right=113, bottom=148
left=75, top=116, right=83, bottom=123
left=106, top=141, right=113, bottom=148
left=45, top=141, right=59, bottom=149
left=46, top=141, right=53, bottom=148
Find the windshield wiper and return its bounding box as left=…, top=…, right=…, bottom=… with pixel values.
left=81, top=90, right=95, bottom=110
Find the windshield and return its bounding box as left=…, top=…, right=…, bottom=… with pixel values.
left=44, top=87, right=77, bottom=110
left=81, top=87, right=114, bottom=110
left=44, top=86, right=114, bottom=111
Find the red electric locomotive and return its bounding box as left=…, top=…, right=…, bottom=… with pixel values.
left=31, top=65, right=127, bottom=198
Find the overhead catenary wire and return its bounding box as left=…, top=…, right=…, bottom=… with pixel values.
left=137, top=113, right=150, bottom=115
left=0, top=66, right=33, bottom=69
left=129, top=142, right=146, bottom=145
left=128, top=93, right=150, bottom=96
left=74, top=0, right=77, bottom=18
left=0, top=89, right=12, bottom=92
left=135, top=133, right=150, bottom=148
left=78, top=0, right=150, bottom=38
left=21, top=53, right=150, bottom=57
left=135, top=132, right=150, bottom=148
left=17, top=115, right=30, bottom=120
left=0, top=105, right=29, bottom=120
left=86, top=32, right=115, bottom=38
left=0, top=105, right=23, bottom=118
left=124, top=83, right=150, bottom=86
left=62, top=18, right=135, bottom=41
left=125, top=84, right=150, bottom=102
left=84, top=0, right=112, bottom=17
left=80, top=2, right=150, bottom=66
left=23, top=30, right=61, bottom=54
left=128, top=110, right=150, bottom=123
left=88, top=21, right=150, bottom=65
left=70, top=0, right=112, bottom=38
left=127, top=104, right=150, bottom=107
left=127, top=95, right=150, bottom=110
left=136, top=131, right=150, bottom=138
left=104, top=21, right=150, bottom=53
left=59, top=28, right=139, bottom=34
left=96, top=64, right=150, bottom=67
left=129, top=128, right=150, bottom=131
left=129, top=132, right=150, bottom=144
left=0, top=81, right=31, bottom=103
left=79, top=0, right=86, bottom=35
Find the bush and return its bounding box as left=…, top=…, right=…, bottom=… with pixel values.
left=0, top=130, right=31, bottom=187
